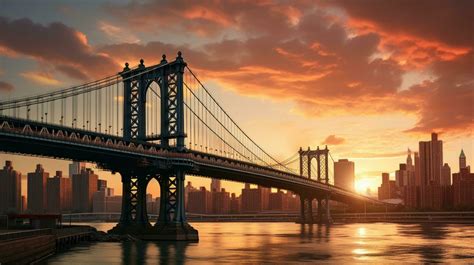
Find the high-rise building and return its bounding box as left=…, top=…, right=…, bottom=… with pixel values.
left=212, top=188, right=230, bottom=214
left=210, top=179, right=221, bottom=192
left=395, top=164, right=408, bottom=188
left=187, top=187, right=212, bottom=214
left=441, top=163, right=451, bottom=186
left=240, top=185, right=270, bottom=213
left=459, top=149, right=467, bottom=171
left=72, top=168, right=98, bottom=212
left=0, top=161, right=22, bottom=213
left=97, top=179, right=107, bottom=191
left=406, top=149, right=416, bottom=186
left=105, top=196, right=122, bottom=212
left=452, top=167, right=474, bottom=208
left=378, top=173, right=398, bottom=200
left=419, top=133, right=444, bottom=209
left=419, top=133, right=443, bottom=186
left=229, top=193, right=240, bottom=213
left=69, top=161, right=86, bottom=177
left=414, top=152, right=421, bottom=186
left=407, top=148, right=413, bottom=169
left=269, top=189, right=290, bottom=211
left=46, top=171, right=72, bottom=213
left=27, top=164, right=49, bottom=213
left=92, top=190, right=106, bottom=212
left=334, top=159, right=355, bottom=191
left=185, top=181, right=197, bottom=209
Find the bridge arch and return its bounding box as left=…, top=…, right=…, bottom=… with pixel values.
left=145, top=175, right=161, bottom=225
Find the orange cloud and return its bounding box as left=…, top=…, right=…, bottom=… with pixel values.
left=20, top=71, right=61, bottom=86
left=98, top=20, right=140, bottom=43
left=322, top=135, right=346, bottom=145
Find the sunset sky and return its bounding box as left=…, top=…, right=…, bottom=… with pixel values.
left=0, top=0, right=472, bottom=198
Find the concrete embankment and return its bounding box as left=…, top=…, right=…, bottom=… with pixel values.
left=0, top=226, right=94, bottom=265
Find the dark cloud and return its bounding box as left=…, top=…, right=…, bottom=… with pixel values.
left=100, top=11, right=406, bottom=115
left=405, top=51, right=474, bottom=134
left=104, top=1, right=310, bottom=37
left=0, top=1, right=470, bottom=135
left=322, top=135, right=345, bottom=145
left=0, top=16, right=119, bottom=81
left=329, top=0, right=474, bottom=47
left=101, top=2, right=473, bottom=134
left=0, top=81, right=14, bottom=92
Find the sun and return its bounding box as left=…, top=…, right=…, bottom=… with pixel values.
left=355, top=178, right=375, bottom=195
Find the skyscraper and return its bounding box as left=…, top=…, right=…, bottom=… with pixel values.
left=210, top=179, right=221, bottom=192
left=97, top=179, right=107, bottom=191
left=395, top=164, right=408, bottom=188
left=334, top=159, right=355, bottom=191
left=407, top=149, right=413, bottom=169
left=69, top=161, right=86, bottom=177
left=418, top=133, right=443, bottom=209
left=419, top=133, right=443, bottom=186
left=72, top=168, right=98, bottom=212
left=240, top=185, right=270, bottom=213
left=47, top=171, right=72, bottom=213
left=0, top=161, right=22, bottom=213
left=378, top=172, right=397, bottom=200
left=184, top=181, right=196, bottom=209
left=212, top=188, right=230, bottom=214
left=441, top=163, right=451, bottom=186
left=187, top=187, right=212, bottom=214
left=459, top=149, right=467, bottom=171
left=406, top=149, right=416, bottom=186
left=414, top=152, right=421, bottom=187
left=27, top=164, right=49, bottom=213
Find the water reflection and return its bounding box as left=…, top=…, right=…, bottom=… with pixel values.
left=47, top=222, right=474, bottom=264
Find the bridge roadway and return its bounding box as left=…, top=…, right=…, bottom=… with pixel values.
left=63, top=212, right=474, bottom=224
left=0, top=115, right=378, bottom=205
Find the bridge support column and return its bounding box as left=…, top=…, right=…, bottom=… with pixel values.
left=110, top=173, right=138, bottom=234
left=318, top=194, right=333, bottom=225
left=317, top=197, right=322, bottom=222
left=153, top=168, right=198, bottom=241
left=119, top=174, right=132, bottom=227
left=297, top=195, right=314, bottom=224
left=135, top=176, right=150, bottom=228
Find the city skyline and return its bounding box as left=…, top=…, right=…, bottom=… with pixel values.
left=2, top=134, right=469, bottom=202
left=0, top=1, right=473, bottom=263
left=0, top=1, right=472, bottom=199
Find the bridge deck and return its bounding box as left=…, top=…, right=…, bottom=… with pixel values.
left=0, top=115, right=382, bottom=205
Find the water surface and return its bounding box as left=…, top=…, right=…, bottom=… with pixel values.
left=46, top=222, right=474, bottom=264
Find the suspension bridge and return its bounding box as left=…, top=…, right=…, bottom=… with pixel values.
left=0, top=52, right=382, bottom=241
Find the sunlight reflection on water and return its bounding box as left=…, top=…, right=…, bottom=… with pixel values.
left=46, top=222, right=474, bottom=264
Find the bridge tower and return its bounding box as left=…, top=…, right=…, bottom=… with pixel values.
left=110, top=52, right=198, bottom=240
left=298, top=146, right=332, bottom=224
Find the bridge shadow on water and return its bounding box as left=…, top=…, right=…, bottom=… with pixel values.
left=121, top=240, right=192, bottom=265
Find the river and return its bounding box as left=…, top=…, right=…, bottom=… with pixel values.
left=46, top=222, right=473, bottom=264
